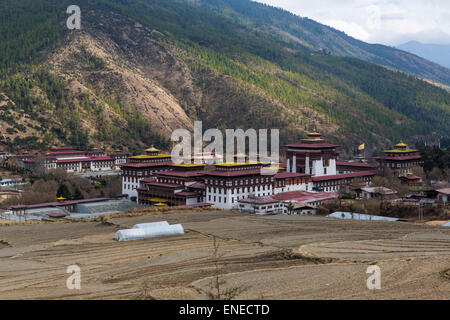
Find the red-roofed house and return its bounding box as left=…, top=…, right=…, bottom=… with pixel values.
left=237, top=191, right=338, bottom=215
left=399, top=173, right=422, bottom=186
left=16, top=148, right=128, bottom=174
left=436, top=188, right=450, bottom=203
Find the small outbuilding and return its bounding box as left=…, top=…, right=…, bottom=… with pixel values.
left=436, top=188, right=450, bottom=204
left=356, top=187, right=398, bottom=200
left=288, top=202, right=316, bottom=215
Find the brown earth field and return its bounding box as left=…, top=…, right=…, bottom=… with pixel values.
left=0, top=211, right=449, bottom=300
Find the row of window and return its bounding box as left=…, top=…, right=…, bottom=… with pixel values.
left=216, top=165, right=261, bottom=171
left=159, top=178, right=183, bottom=185
left=316, top=176, right=372, bottom=187
left=91, top=162, right=113, bottom=168
left=130, top=158, right=170, bottom=163
left=387, top=162, right=421, bottom=168
left=208, top=192, right=271, bottom=204
left=124, top=176, right=139, bottom=183
left=207, top=185, right=271, bottom=194
left=123, top=169, right=169, bottom=176
left=206, top=177, right=272, bottom=186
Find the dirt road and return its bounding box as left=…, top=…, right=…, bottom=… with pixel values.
left=0, top=211, right=449, bottom=299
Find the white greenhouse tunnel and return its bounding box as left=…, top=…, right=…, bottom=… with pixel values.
left=132, top=221, right=169, bottom=229
left=115, top=223, right=184, bottom=242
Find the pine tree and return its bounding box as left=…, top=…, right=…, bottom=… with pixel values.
left=72, top=187, right=84, bottom=200
left=56, top=184, right=71, bottom=200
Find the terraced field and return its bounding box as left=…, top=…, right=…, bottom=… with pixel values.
left=0, top=211, right=449, bottom=299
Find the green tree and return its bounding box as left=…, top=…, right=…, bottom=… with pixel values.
left=286, top=202, right=295, bottom=215
left=56, top=184, right=71, bottom=200
left=72, top=187, right=84, bottom=200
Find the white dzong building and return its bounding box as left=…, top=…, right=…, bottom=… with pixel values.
left=284, top=132, right=338, bottom=177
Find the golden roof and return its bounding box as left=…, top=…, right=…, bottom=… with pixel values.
left=384, top=149, right=418, bottom=153
left=394, top=141, right=408, bottom=148
left=149, top=198, right=169, bottom=203
left=129, top=154, right=171, bottom=159
left=301, top=131, right=325, bottom=143
left=384, top=141, right=419, bottom=153
left=145, top=146, right=160, bottom=152
left=154, top=203, right=167, bottom=207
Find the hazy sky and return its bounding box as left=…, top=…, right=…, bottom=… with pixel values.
left=255, top=0, right=450, bottom=45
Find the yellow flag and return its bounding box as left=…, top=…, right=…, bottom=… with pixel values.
left=358, top=144, right=365, bottom=151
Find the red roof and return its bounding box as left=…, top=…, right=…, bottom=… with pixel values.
left=157, top=171, right=205, bottom=178
left=436, top=188, right=450, bottom=195
left=336, top=161, right=376, bottom=168
left=239, top=191, right=338, bottom=205
left=47, top=212, right=67, bottom=218
left=120, top=161, right=173, bottom=168
left=273, top=191, right=339, bottom=202
left=188, top=182, right=206, bottom=189
left=189, top=182, right=206, bottom=189
left=283, top=143, right=340, bottom=149
left=56, top=156, right=113, bottom=163
left=312, top=171, right=376, bottom=182
left=146, top=182, right=185, bottom=189
left=274, top=172, right=310, bottom=179
left=57, top=158, right=88, bottom=163
left=141, top=177, right=158, bottom=183
left=176, top=191, right=198, bottom=197
left=239, top=196, right=279, bottom=205
left=399, top=175, right=421, bottom=180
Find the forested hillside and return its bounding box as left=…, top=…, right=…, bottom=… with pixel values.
left=210, top=0, right=450, bottom=85
left=0, top=0, right=449, bottom=155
